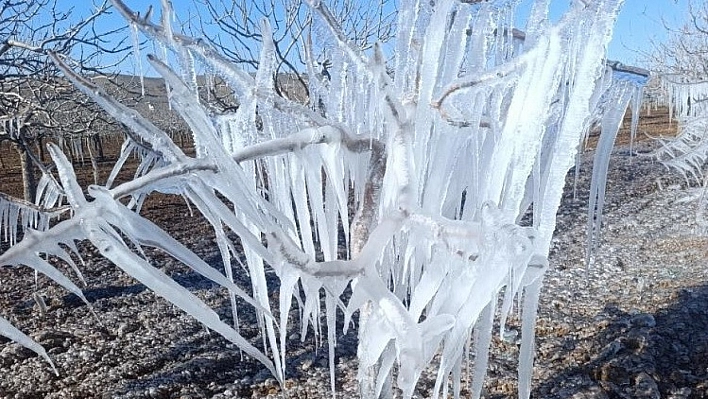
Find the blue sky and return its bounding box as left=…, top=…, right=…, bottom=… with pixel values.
left=513, top=0, right=690, bottom=66
left=74, top=0, right=690, bottom=70
left=608, top=0, right=689, bottom=65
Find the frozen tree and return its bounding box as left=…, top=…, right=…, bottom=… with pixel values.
left=189, top=0, right=395, bottom=105
left=650, top=1, right=708, bottom=165
left=0, top=0, right=647, bottom=398
left=646, top=1, right=708, bottom=99
left=0, top=0, right=127, bottom=224
left=648, top=2, right=708, bottom=231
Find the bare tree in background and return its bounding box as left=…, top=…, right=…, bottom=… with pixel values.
left=0, top=0, right=127, bottom=203
left=193, top=0, right=395, bottom=105
left=649, top=2, right=708, bottom=169
left=647, top=2, right=708, bottom=83
left=648, top=2, right=708, bottom=231
left=645, top=1, right=708, bottom=119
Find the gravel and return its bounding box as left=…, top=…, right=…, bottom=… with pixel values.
left=2, top=138, right=708, bottom=398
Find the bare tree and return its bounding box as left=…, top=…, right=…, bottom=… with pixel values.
left=192, top=0, right=395, bottom=104
left=647, top=2, right=708, bottom=231
left=649, top=2, right=708, bottom=167
left=648, top=2, right=708, bottom=83
left=0, top=0, right=127, bottom=204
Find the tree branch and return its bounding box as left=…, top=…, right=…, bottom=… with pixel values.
left=0, top=191, right=69, bottom=217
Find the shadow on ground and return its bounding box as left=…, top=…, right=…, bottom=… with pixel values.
left=533, top=284, right=708, bottom=399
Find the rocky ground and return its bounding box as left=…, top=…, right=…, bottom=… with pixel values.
left=516, top=141, right=708, bottom=399
left=1, top=109, right=708, bottom=398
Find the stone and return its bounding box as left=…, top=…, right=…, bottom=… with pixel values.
left=633, top=372, right=660, bottom=399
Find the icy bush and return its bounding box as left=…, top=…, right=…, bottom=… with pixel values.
left=653, top=79, right=708, bottom=233
left=652, top=52, right=708, bottom=231
left=648, top=3, right=708, bottom=231
left=0, top=0, right=645, bottom=398
left=653, top=77, right=708, bottom=182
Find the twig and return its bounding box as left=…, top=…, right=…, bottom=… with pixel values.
left=109, top=0, right=328, bottom=128
left=0, top=191, right=70, bottom=217
left=109, top=159, right=218, bottom=200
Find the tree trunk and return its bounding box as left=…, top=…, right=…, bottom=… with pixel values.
left=16, top=144, right=37, bottom=202
left=352, top=148, right=391, bottom=399
left=86, top=136, right=99, bottom=185
left=37, top=136, right=46, bottom=162
left=92, top=133, right=105, bottom=161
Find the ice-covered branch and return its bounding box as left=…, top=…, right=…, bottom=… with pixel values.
left=270, top=231, right=365, bottom=279
left=4, top=39, right=43, bottom=54
left=432, top=48, right=535, bottom=109
left=0, top=191, right=68, bottom=245
left=108, top=159, right=218, bottom=200
left=231, top=125, right=384, bottom=162
left=305, top=0, right=369, bottom=73
left=48, top=51, right=185, bottom=163
left=109, top=0, right=329, bottom=127
left=107, top=122, right=386, bottom=201
left=0, top=191, right=68, bottom=217
left=606, top=60, right=650, bottom=78
left=406, top=211, right=483, bottom=257
left=287, top=209, right=403, bottom=274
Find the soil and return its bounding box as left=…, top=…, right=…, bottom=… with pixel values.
left=1, top=106, right=707, bottom=399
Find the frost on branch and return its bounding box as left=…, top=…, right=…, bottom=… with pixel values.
left=0, top=0, right=645, bottom=398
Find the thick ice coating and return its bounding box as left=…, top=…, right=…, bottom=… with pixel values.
left=0, top=1, right=647, bottom=398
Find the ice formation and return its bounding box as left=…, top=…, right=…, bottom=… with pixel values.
left=0, top=172, right=67, bottom=246
left=652, top=69, right=708, bottom=233
left=585, top=65, right=647, bottom=264
left=654, top=75, right=708, bottom=182
left=0, top=0, right=649, bottom=398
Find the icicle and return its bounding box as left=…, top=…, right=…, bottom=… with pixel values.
left=9, top=202, right=18, bottom=246
left=130, top=22, right=145, bottom=97
left=0, top=315, right=57, bottom=375
left=628, top=80, right=644, bottom=158
left=325, top=281, right=347, bottom=395
left=517, top=278, right=541, bottom=398
left=470, top=303, right=494, bottom=399
left=206, top=72, right=214, bottom=102
left=179, top=48, right=199, bottom=96
left=161, top=0, right=175, bottom=44
left=586, top=70, right=647, bottom=266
